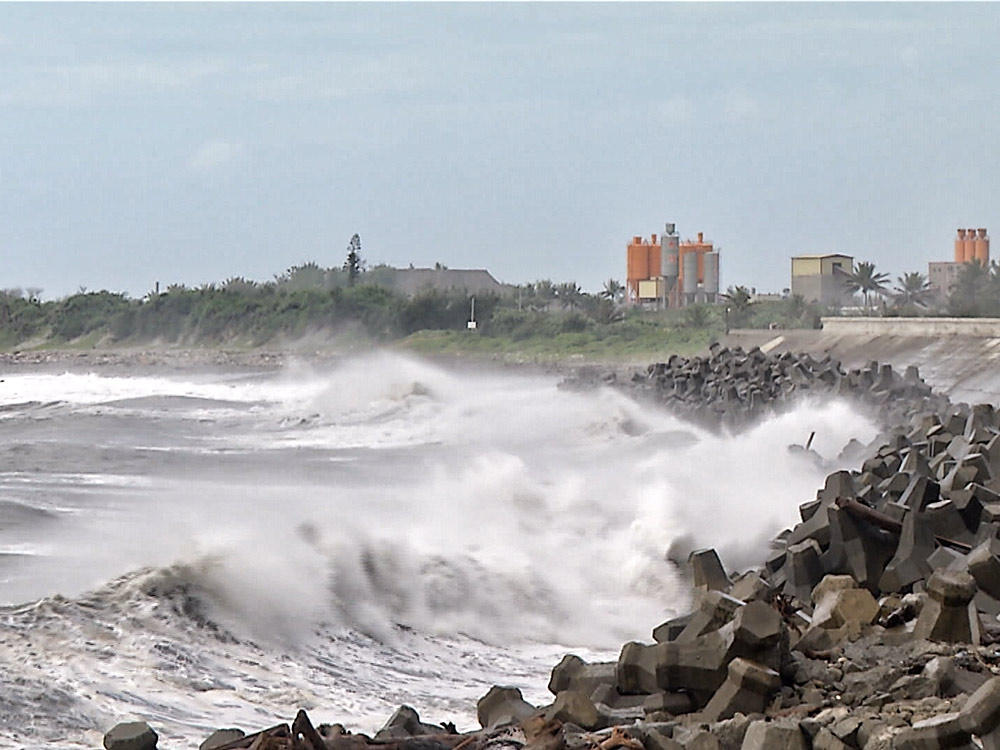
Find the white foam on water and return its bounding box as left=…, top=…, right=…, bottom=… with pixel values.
left=0, top=352, right=881, bottom=748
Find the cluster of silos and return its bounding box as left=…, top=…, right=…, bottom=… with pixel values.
left=679, top=231, right=720, bottom=305
left=955, top=228, right=990, bottom=265
left=626, top=225, right=721, bottom=307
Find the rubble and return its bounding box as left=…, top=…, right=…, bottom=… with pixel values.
left=103, top=350, right=1000, bottom=748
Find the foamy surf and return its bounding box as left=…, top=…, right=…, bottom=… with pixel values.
left=0, top=352, right=879, bottom=748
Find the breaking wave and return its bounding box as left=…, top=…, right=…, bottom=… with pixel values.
left=0, top=352, right=880, bottom=747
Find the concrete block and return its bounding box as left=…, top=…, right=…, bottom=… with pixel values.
left=657, top=627, right=733, bottom=696
left=967, top=539, right=1000, bottom=599
left=899, top=475, right=941, bottom=511
left=199, top=730, right=244, bottom=750
left=821, top=505, right=896, bottom=593
left=689, top=548, right=730, bottom=593
left=653, top=614, right=692, bottom=644
left=879, top=508, right=935, bottom=593
left=799, top=499, right=821, bottom=522
left=927, top=545, right=967, bottom=572
left=959, top=676, right=1000, bottom=735
left=893, top=713, right=969, bottom=749
left=912, top=570, right=981, bottom=645
left=637, top=729, right=683, bottom=750
left=104, top=723, right=158, bottom=750
left=374, top=706, right=442, bottom=740
left=740, top=719, right=807, bottom=750
left=546, top=690, right=599, bottom=730
left=925, top=500, right=974, bottom=545
left=589, top=683, right=647, bottom=709
left=784, top=538, right=824, bottom=604
left=641, top=691, right=694, bottom=717
left=810, top=728, right=850, bottom=750
left=700, top=658, right=780, bottom=722
left=616, top=642, right=663, bottom=695
left=477, top=686, right=536, bottom=728
left=549, top=654, right=616, bottom=696
left=729, top=571, right=770, bottom=603
left=676, top=591, right=744, bottom=643
left=811, top=587, right=879, bottom=630
left=732, top=600, right=783, bottom=649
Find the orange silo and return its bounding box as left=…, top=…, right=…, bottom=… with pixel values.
left=975, top=228, right=990, bottom=265
left=626, top=234, right=662, bottom=301
left=956, top=229, right=967, bottom=263
left=648, top=233, right=662, bottom=278
left=964, top=228, right=977, bottom=263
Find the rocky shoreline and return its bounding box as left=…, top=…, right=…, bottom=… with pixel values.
left=92, top=344, right=1000, bottom=748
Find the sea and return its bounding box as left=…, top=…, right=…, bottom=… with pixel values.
left=0, top=351, right=880, bottom=748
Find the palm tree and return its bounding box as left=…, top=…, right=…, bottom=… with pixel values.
left=721, top=285, right=753, bottom=328
left=600, top=278, right=625, bottom=303
left=844, top=261, right=889, bottom=312
left=893, top=272, right=932, bottom=308
left=555, top=281, right=583, bottom=309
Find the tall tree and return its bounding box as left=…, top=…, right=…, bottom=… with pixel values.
left=844, top=261, right=889, bottom=311
left=600, top=278, right=625, bottom=302
left=556, top=281, right=583, bottom=309
left=721, top=285, right=753, bottom=327
left=344, top=234, right=363, bottom=286
left=893, top=272, right=933, bottom=309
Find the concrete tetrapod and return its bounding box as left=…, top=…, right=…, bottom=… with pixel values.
left=912, top=569, right=981, bottom=645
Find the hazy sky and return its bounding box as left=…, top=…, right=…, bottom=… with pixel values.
left=1, top=3, right=998, bottom=298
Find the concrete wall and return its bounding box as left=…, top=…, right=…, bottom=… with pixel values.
left=821, top=317, right=1000, bottom=337
left=792, top=275, right=850, bottom=307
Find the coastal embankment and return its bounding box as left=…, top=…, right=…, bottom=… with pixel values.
left=726, top=317, right=1000, bottom=406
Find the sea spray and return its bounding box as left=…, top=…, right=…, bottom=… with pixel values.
left=0, top=352, right=880, bottom=747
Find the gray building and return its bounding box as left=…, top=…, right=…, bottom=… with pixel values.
left=790, top=254, right=854, bottom=307
left=369, top=267, right=503, bottom=298
left=928, top=261, right=962, bottom=305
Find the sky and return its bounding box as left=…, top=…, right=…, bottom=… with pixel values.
left=1, top=3, right=999, bottom=299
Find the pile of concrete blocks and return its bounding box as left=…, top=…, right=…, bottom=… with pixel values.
left=627, top=344, right=945, bottom=432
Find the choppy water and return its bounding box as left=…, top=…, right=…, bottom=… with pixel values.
left=0, top=352, right=879, bottom=748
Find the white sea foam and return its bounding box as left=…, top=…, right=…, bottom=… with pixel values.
left=0, top=352, right=881, bottom=748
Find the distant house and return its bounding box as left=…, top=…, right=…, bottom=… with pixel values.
left=790, top=254, right=854, bottom=306
left=928, top=261, right=963, bottom=305
left=371, top=267, right=504, bottom=298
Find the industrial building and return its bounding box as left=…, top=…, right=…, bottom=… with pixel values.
left=790, top=254, right=854, bottom=307
left=626, top=224, right=720, bottom=307
left=928, top=228, right=990, bottom=302
left=370, top=267, right=503, bottom=298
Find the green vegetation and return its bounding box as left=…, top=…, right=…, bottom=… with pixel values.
left=0, top=257, right=831, bottom=359
left=844, top=261, right=890, bottom=312
left=947, top=260, right=1000, bottom=317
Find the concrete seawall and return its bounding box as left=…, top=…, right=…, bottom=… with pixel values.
left=725, top=318, right=1000, bottom=407
left=820, top=317, right=1000, bottom=337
